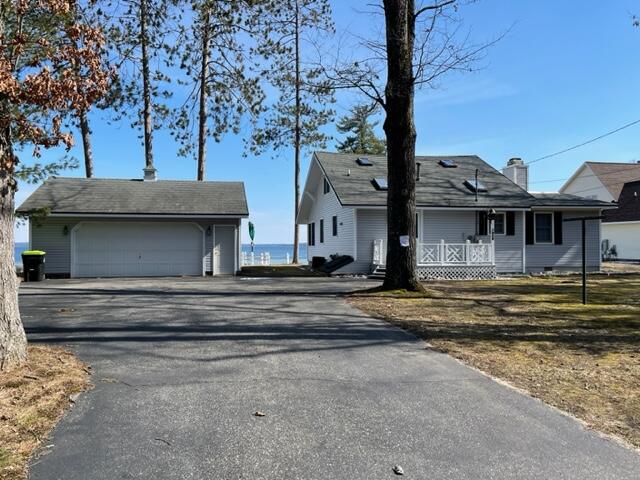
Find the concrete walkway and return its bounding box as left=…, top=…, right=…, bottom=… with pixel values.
left=20, top=276, right=639, bottom=479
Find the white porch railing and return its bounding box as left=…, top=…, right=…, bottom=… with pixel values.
left=372, top=239, right=494, bottom=266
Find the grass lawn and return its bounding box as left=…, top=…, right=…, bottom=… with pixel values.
left=349, top=274, right=640, bottom=449
left=0, top=346, right=90, bottom=480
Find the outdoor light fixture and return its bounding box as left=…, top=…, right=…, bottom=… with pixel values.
left=206, top=226, right=212, bottom=236
left=62, top=225, right=69, bottom=236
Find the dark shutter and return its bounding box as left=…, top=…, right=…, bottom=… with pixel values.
left=310, top=223, right=315, bottom=246
left=506, top=211, right=516, bottom=236
left=320, top=219, right=324, bottom=243
left=478, top=211, right=488, bottom=236
left=554, top=211, right=563, bottom=245
left=525, top=212, right=534, bottom=245
left=332, top=216, right=338, bottom=236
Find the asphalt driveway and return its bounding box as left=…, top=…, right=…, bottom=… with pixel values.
left=20, top=277, right=640, bottom=479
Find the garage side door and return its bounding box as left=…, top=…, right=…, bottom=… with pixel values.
left=73, top=222, right=203, bottom=278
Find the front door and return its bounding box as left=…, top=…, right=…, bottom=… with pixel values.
left=213, top=226, right=236, bottom=275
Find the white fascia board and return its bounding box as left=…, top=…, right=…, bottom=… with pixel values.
left=47, top=213, right=248, bottom=219
left=348, top=205, right=530, bottom=211
left=603, top=220, right=640, bottom=225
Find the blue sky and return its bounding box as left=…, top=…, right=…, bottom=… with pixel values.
left=14, top=0, right=640, bottom=244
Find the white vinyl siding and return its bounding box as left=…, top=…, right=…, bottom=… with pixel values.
left=354, top=209, right=387, bottom=273
left=602, top=222, right=640, bottom=260
left=526, top=210, right=601, bottom=272
left=561, top=164, right=614, bottom=202
left=305, top=172, right=356, bottom=272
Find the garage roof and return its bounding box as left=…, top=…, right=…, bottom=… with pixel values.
left=17, top=177, right=249, bottom=216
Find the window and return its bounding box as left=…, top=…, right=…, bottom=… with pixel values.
left=494, top=213, right=505, bottom=235
left=372, top=178, right=388, bottom=190
left=356, top=157, right=373, bottom=166
left=308, top=223, right=315, bottom=246
left=320, top=219, right=324, bottom=243
left=323, top=178, right=330, bottom=194
left=332, top=216, right=338, bottom=236
left=535, top=213, right=553, bottom=243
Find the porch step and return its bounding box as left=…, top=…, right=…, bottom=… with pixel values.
left=369, top=265, right=386, bottom=280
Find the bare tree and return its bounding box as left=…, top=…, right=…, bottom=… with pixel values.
left=326, top=0, right=501, bottom=290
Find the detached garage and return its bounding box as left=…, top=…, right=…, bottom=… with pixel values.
left=17, top=172, right=248, bottom=278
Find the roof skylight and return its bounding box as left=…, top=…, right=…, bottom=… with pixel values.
left=356, top=157, right=373, bottom=166
left=439, top=159, right=457, bottom=168
left=464, top=179, right=487, bottom=192
left=372, top=178, right=388, bottom=190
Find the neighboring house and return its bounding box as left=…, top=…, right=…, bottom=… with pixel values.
left=17, top=167, right=248, bottom=278
left=560, top=161, right=640, bottom=260
left=598, top=180, right=640, bottom=260
left=297, top=152, right=612, bottom=279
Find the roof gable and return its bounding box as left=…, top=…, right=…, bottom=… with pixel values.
left=17, top=177, right=249, bottom=216
left=583, top=162, right=640, bottom=200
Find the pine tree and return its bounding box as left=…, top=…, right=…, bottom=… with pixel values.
left=248, top=0, right=335, bottom=264
left=336, top=103, right=386, bottom=155
left=170, top=0, right=265, bottom=180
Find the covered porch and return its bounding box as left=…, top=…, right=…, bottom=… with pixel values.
left=372, top=239, right=497, bottom=280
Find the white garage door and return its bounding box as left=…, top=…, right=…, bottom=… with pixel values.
left=73, top=222, right=203, bottom=278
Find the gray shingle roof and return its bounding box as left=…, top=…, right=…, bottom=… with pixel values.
left=17, top=177, right=248, bottom=216
left=315, top=152, right=537, bottom=208
left=532, top=193, right=614, bottom=208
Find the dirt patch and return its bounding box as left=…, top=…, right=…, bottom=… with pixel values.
left=240, top=265, right=326, bottom=277
left=349, top=274, right=640, bottom=449
left=602, top=262, right=640, bottom=274
left=0, top=346, right=91, bottom=480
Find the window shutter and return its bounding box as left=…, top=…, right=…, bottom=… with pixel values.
left=506, top=212, right=516, bottom=236
left=554, top=212, right=563, bottom=245
left=478, top=211, right=488, bottom=236
left=525, top=212, right=534, bottom=245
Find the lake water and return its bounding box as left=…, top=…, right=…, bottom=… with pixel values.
left=14, top=242, right=307, bottom=266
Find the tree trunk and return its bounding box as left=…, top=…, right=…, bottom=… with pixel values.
left=79, top=109, right=94, bottom=178
left=381, top=0, right=422, bottom=291
left=196, top=9, right=210, bottom=182
left=292, top=0, right=301, bottom=264
left=140, top=0, right=154, bottom=168
left=0, top=127, right=27, bottom=371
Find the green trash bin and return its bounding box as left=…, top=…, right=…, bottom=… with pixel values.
left=22, top=250, right=46, bottom=282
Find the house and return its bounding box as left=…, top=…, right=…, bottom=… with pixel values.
left=596, top=179, right=640, bottom=260
left=560, top=161, right=640, bottom=260
left=297, top=152, right=613, bottom=279
left=16, top=167, right=248, bottom=278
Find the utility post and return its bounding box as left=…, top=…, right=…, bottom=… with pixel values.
left=563, top=216, right=604, bottom=305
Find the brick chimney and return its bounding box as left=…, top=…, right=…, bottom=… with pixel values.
left=502, top=158, right=528, bottom=191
